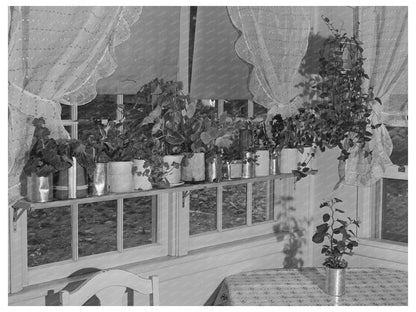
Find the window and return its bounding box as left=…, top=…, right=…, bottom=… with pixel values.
left=12, top=7, right=293, bottom=292
left=378, top=127, right=408, bottom=243
left=361, top=119, right=408, bottom=245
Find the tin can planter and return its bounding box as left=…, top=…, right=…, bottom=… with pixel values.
left=163, top=155, right=184, bottom=185
left=206, top=154, right=222, bottom=182
left=325, top=267, right=346, bottom=296
left=223, top=160, right=242, bottom=180
left=270, top=152, right=279, bottom=175
left=26, top=173, right=53, bottom=203
left=279, top=148, right=298, bottom=173
left=54, top=160, right=88, bottom=200
left=181, top=152, right=205, bottom=182
left=255, top=150, right=270, bottom=177
left=133, top=159, right=152, bottom=191
left=108, top=161, right=133, bottom=193
left=242, top=151, right=256, bottom=179
left=90, top=162, right=108, bottom=196
left=230, top=160, right=243, bottom=179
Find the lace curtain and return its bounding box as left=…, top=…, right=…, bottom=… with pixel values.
left=344, top=6, right=407, bottom=186
left=227, top=6, right=311, bottom=118
left=8, top=6, right=142, bottom=204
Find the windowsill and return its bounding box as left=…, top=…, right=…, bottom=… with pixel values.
left=359, top=238, right=408, bottom=252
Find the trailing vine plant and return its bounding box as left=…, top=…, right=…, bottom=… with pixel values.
left=307, top=16, right=381, bottom=187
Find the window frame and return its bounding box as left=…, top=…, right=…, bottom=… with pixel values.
left=359, top=148, right=408, bottom=246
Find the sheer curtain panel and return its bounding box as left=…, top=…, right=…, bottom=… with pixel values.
left=344, top=7, right=407, bottom=186
left=227, top=7, right=311, bottom=117
left=8, top=6, right=142, bottom=204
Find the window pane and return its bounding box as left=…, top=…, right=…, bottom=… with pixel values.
left=253, top=181, right=271, bottom=223
left=27, top=206, right=72, bottom=267
left=382, top=179, right=408, bottom=243
left=123, top=197, right=156, bottom=249
left=253, top=102, right=268, bottom=119
left=79, top=201, right=117, bottom=257
left=78, top=95, right=117, bottom=142
left=223, top=184, right=247, bottom=229
left=224, top=100, right=248, bottom=118
left=386, top=126, right=408, bottom=166
left=61, top=104, right=71, bottom=120
left=190, top=188, right=217, bottom=235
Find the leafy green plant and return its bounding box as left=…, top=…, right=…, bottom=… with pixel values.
left=270, top=109, right=316, bottom=151
left=139, top=79, right=188, bottom=156
left=130, top=78, right=200, bottom=187
left=312, top=198, right=359, bottom=268
left=308, top=16, right=376, bottom=165
left=56, top=138, right=96, bottom=177
left=253, top=120, right=273, bottom=150
left=80, top=118, right=110, bottom=163
left=102, top=120, right=135, bottom=162
left=23, top=118, right=69, bottom=177
left=270, top=109, right=318, bottom=181
left=200, top=112, right=234, bottom=161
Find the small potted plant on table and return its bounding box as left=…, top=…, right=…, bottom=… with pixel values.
left=312, top=197, right=359, bottom=296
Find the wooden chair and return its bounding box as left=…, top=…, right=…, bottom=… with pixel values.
left=58, top=269, right=159, bottom=306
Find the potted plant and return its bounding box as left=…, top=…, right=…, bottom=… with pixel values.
left=270, top=107, right=319, bottom=180
left=222, top=138, right=243, bottom=180
left=54, top=139, right=95, bottom=199
left=104, top=119, right=135, bottom=193
left=139, top=79, right=188, bottom=186
left=121, top=90, right=157, bottom=191
left=200, top=112, right=234, bottom=182
left=221, top=116, right=246, bottom=180
left=308, top=16, right=375, bottom=188
left=180, top=100, right=211, bottom=182
left=312, top=197, right=359, bottom=296
left=253, top=120, right=273, bottom=177
left=237, top=119, right=258, bottom=179
left=23, top=118, right=66, bottom=202
left=81, top=118, right=111, bottom=196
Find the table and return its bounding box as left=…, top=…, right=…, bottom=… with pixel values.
left=208, top=267, right=407, bottom=306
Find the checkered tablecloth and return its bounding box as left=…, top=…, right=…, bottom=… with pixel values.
left=210, top=268, right=407, bottom=306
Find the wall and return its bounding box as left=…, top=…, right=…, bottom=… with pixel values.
left=311, top=149, right=408, bottom=270
left=9, top=235, right=291, bottom=306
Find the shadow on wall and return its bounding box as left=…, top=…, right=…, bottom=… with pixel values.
left=273, top=196, right=311, bottom=269
left=295, top=33, right=328, bottom=104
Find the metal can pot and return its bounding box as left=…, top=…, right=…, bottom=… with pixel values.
left=325, top=267, right=346, bottom=296
left=206, top=154, right=222, bottom=182
left=26, top=173, right=53, bottom=203
left=242, top=151, right=255, bottom=179
left=90, top=162, right=108, bottom=196
left=270, top=153, right=279, bottom=175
